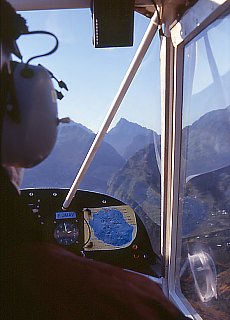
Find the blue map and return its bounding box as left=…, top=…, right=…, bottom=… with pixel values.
left=89, top=208, right=134, bottom=246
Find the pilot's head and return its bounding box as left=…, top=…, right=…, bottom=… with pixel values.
left=0, top=0, right=28, bottom=188
left=0, top=0, right=28, bottom=60
left=0, top=0, right=58, bottom=188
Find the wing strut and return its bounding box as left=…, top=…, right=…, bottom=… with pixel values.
left=62, top=11, right=159, bottom=210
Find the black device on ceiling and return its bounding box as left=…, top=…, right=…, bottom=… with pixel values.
left=91, top=0, right=135, bottom=48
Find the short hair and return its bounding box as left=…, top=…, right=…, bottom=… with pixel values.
left=0, top=0, right=28, bottom=54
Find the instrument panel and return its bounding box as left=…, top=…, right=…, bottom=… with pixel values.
left=83, top=205, right=137, bottom=251
left=20, top=188, right=159, bottom=276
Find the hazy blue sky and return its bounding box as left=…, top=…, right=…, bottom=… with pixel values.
left=183, top=13, right=230, bottom=127
left=17, top=9, right=162, bottom=133
left=16, top=8, right=230, bottom=133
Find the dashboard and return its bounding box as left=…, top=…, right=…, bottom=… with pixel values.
left=20, top=188, right=160, bottom=276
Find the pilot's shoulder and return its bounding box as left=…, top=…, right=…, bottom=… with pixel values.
left=5, top=242, right=187, bottom=320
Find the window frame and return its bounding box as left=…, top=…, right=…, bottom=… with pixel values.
left=161, top=0, right=230, bottom=318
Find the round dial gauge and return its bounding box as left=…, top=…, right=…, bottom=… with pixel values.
left=54, top=221, right=79, bottom=246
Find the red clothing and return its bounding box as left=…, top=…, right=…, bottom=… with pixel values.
left=2, top=242, right=187, bottom=320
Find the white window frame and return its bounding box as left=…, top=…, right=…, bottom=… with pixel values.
left=161, top=0, right=230, bottom=318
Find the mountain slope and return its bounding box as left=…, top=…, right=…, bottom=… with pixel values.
left=106, top=107, right=230, bottom=252
left=183, top=106, right=230, bottom=176
left=22, top=122, right=125, bottom=193
left=107, top=143, right=161, bottom=253
left=106, top=118, right=159, bottom=159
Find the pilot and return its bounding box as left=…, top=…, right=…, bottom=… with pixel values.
left=0, top=1, right=188, bottom=319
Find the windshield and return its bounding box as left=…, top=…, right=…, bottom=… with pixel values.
left=18, top=9, right=162, bottom=256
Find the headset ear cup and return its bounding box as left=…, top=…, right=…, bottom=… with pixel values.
left=1, top=62, right=58, bottom=168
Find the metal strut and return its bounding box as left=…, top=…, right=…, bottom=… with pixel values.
left=62, top=11, right=159, bottom=210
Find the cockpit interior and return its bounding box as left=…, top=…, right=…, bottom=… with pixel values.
left=1, top=0, right=230, bottom=319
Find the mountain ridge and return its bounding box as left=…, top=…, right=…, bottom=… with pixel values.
left=106, top=118, right=159, bottom=159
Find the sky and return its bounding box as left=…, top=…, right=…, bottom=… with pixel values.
left=16, top=9, right=162, bottom=133
left=16, top=8, right=230, bottom=133
left=182, top=13, right=230, bottom=127
left=191, top=14, right=230, bottom=94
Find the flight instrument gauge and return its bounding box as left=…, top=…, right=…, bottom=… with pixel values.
left=54, top=221, right=79, bottom=246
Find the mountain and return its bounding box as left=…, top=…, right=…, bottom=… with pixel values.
left=105, top=118, right=160, bottom=159
left=183, top=164, right=230, bottom=235
left=107, top=143, right=161, bottom=254
left=182, top=106, right=230, bottom=176
left=22, top=107, right=230, bottom=235
left=106, top=106, right=230, bottom=246
left=22, top=122, right=125, bottom=193
left=107, top=143, right=160, bottom=220
left=107, top=107, right=230, bottom=225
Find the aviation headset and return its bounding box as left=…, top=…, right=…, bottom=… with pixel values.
left=0, top=29, right=68, bottom=168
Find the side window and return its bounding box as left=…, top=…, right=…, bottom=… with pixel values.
left=176, top=10, right=230, bottom=319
